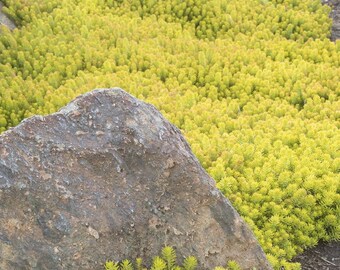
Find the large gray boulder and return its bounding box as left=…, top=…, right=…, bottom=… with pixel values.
left=0, top=2, right=16, bottom=30
left=0, top=88, right=272, bottom=270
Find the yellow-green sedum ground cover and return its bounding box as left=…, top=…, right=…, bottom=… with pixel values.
left=104, top=246, right=241, bottom=270
left=0, top=0, right=339, bottom=269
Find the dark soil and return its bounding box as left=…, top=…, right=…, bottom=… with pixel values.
left=291, top=241, right=340, bottom=270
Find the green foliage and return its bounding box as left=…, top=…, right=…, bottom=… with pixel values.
left=161, top=246, right=177, bottom=269
left=104, top=246, right=193, bottom=270
left=226, top=261, right=242, bottom=270
left=105, top=246, right=241, bottom=270
left=151, top=257, right=167, bottom=270
left=0, top=1, right=339, bottom=269
left=105, top=261, right=119, bottom=270
left=121, top=259, right=134, bottom=270
left=182, top=256, right=198, bottom=270
left=212, top=260, right=244, bottom=270
left=136, top=258, right=144, bottom=270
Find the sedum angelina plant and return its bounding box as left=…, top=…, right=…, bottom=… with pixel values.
left=104, top=246, right=243, bottom=270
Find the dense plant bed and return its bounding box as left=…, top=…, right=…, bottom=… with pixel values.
left=0, top=0, right=339, bottom=269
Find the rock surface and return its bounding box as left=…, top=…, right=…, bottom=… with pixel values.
left=322, top=0, right=340, bottom=40
left=0, top=2, right=16, bottom=30
left=0, top=88, right=272, bottom=270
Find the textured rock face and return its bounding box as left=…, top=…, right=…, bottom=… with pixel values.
left=322, top=0, right=340, bottom=41
left=0, top=88, right=272, bottom=270
left=0, top=2, right=16, bottom=30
